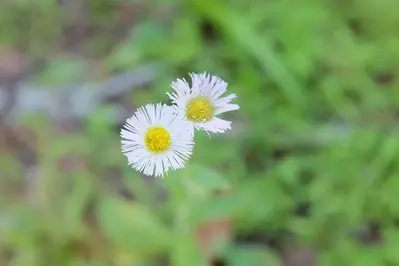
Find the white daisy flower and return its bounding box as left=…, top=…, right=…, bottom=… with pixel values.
left=120, top=103, right=194, bottom=177
left=167, top=72, right=240, bottom=135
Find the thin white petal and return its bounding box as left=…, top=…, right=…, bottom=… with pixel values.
left=194, top=117, right=232, bottom=134
left=167, top=72, right=239, bottom=135
left=120, top=103, right=194, bottom=177
left=215, top=103, right=240, bottom=115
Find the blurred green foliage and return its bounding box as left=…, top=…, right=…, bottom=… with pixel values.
left=1, top=0, right=399, bottom=265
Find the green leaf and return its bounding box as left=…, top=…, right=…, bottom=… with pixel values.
left=8, top=248, right=42, bottom=266
left=160, top=16, right=201, bottom=64
left=352, top=248, right=384, bottom=266
left=383, top=227, right=399, bottom=264
left=164, top=164, right=231, bottom=206
left=130, top=21, right=167, bottom=50
left=188, top=193, right=237, bottom=225
left=234, top=178, right=293, bottom=228
left=107, top=21, right=167, bottom=71
left=86, top=106, right=116, bottom=138
left=107, top=42, right=141, bottom=71
left=169, top=204, right=205, bottom=266
left=96, top=196, right=171, bottom=255
left=170, top=233, right=204, bottom=266
left=225, top=245, right=281, bottom=266
left=0, top=205, right=39, bottom=247
left=63, top=173, right=93, bottom=236
left=178, top=164, right=231, bottom=198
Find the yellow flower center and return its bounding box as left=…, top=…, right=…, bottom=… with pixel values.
left=144, top=126, right=171, bottom=153
left=185, top=96, right=214, bottom=122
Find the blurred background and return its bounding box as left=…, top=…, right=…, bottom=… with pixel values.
left=1, top=0, right=399, bottom=265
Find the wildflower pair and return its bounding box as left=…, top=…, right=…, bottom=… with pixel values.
left=120, top=72, right=239, bottom=177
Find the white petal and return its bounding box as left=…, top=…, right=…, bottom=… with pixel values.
left=167, top=72, right=239, bottom=135
left=168, top=78, right=192, bottom=107
left=215, top=103, right=240, bottom=115
left=194, top=117, right=232, bottom=134
left=120, top=103, right=194, bottom=177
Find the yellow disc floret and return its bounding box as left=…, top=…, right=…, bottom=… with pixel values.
left=144, top=126, right=171, bottom=153
left=185, top=96, right=214, bottom=122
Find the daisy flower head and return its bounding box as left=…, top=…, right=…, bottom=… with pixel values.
left=167, top=72, right=239, bottom=135
left=120, top=103, right=194, bottom=177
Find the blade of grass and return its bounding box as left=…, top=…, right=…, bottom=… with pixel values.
left=192, top=0, right=306, bottom=110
